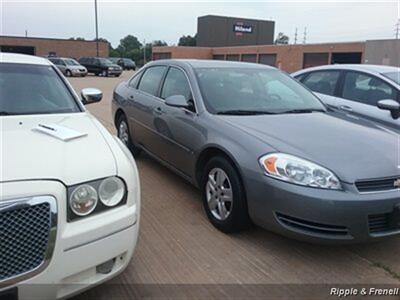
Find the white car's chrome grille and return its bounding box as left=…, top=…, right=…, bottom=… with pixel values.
left=0, top=196, right=57, bottom=285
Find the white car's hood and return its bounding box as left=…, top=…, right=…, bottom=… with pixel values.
left=1, top=113, right=117, bottom=185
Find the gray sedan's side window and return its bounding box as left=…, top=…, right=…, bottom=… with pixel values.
left=302, top=71, right=340, bottom=96
left=129, top=72, right=142, bottom=89
left=342, top=72, right=397, bottom=106
left=138, top=66, right=167, bottom=96
left=161, top=67, right=192, bottom=101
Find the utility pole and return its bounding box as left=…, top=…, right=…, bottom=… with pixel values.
left=94, top=0, right=99, bottom=57
left=143, top=39, right=146, bottom=64
left=25, top=30, right=28, bottom=37
left=395, top=19, right=400, bottom=40
left=303, top=27, right=307, bottom=44
left=294, top=28, right=298, bottom=44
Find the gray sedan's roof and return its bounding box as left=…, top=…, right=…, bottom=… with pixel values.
left=152, top=59, right=275, bottom=69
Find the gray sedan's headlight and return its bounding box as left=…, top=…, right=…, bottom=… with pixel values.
left=259, top=153, right=342, bottom=190
left=68, top=176, right=127, bottom=221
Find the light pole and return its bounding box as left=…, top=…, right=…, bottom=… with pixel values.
left=143, top=39, right=146, bottom=64
left=94, top=0, right=99, bottom=57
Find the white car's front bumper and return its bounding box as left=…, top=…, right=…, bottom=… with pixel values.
left=0, top=179, right=139, bottom=300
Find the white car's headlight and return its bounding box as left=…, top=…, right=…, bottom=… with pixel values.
left=68, top=176, right=127, bottom=221
left=69, top=184, right=98, bottom=216
left=259, top=153, right=341, bottom=190
left=99, top=177, right=125, bottom=207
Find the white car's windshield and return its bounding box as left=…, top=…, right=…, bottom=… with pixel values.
left=195, top=67, right=326, bottom=115
left=65, top=59, right=80, bottom=66
left=0, top=63, right=81, bottom=116
left=382, top=72, right=400, bottom=85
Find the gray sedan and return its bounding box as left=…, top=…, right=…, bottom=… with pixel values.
left=112, top=60, right=399, bottom=243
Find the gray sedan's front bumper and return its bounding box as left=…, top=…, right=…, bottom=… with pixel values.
left=246, top=173, right=400, bottom=243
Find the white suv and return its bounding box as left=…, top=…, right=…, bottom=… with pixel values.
left=292, top=64, right=399, bottom=131
left=0, top=53, right=140, bottom=299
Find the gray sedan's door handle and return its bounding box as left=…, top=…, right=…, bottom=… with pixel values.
left=339, top=105, right=353, bottom=112
left=154, top=107, right=163, bottom=115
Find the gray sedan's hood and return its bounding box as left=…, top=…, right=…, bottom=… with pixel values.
left=221, top=112, right=399, bottom=183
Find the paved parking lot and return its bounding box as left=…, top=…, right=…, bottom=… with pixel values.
left=69, top=72, right=399, bottom=299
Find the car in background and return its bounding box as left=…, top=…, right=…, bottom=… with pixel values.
left=112, top=59, right=399, bottom=244
left=292, top=65, right=399, bottom=131
left=48, top=57, right=88, bottom=77
left=78, top=57, right=122, bottom=77
left=0, top=53, right=140, bottom=299
left=109, top=57, right=136, bottom=70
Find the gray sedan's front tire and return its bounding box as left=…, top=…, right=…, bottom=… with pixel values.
left=117, top=114, right=141, bottom=156
left=202, top=156, right=250, bottom=233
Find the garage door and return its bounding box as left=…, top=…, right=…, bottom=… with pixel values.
left=303, top=53, right=329, bottom=69
left=226, top=54, right=240, bottom=61
left=259, top=54, right=276, bottom=66
left=1, top=45, right=35, bottom=55
left=241, top=54, right=257, bottom=63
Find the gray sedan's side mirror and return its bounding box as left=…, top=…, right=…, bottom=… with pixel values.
left=81, top=88, right=102, bottom=105
left=377, top=99, right=400, bottom=119
left=165, top=95, right=189, bottom=108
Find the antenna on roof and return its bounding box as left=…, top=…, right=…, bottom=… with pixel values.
left=294, top=28, right=298, bottom=44
left=303, top=27, right=307, bottom=44
left=395, top=19, right=400, bottom=39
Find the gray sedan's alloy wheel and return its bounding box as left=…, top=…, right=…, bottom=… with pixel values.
left=118, top=120, right=130, bottom=146
left=202, top=156, right=250, bottom=233
left=206, top=168, right=233, bottom=221
left=117, top=114, right=141, bottom=156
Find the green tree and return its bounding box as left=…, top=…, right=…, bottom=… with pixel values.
left=178, top=35, right=196, bottom=46
left=274, top=32, right=289, bottom=45
left=117, top=35, right=142, bottom=56
left=152, top=40, right=168, bottom=47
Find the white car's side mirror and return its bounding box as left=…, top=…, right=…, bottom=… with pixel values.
left=377, top=99, right=400, bottom=119
left=81, top=88, right=102, bottom=105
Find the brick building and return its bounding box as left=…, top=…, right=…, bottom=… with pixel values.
left=153, top=42, right=366, bottom=73
left=0, top=36, right=109, bottom=59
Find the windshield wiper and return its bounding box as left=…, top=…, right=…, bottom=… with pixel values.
left=216, top=110, right=277, bottom=115
left=0, top=111, right=11, bottom=116
left=278, top=108, right=326, bottom=114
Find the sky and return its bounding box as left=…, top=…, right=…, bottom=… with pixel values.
left=0, top=0, right=399, bottom=48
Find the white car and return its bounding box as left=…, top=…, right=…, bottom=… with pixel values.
left=292, top=64, right=399, bottom=131
left=0, top=53, right=140, bottom=299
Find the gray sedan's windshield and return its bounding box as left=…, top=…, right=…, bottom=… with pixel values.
left=0, top=63, right=81, bottom=116
left=195, top=68, right=326, bottom=114
left=382, top=72, right=400, bottom=85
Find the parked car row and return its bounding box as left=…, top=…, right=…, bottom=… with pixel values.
left=1, top=53, right=399, bottom=300
left=48, top=56, right=137, bottom=77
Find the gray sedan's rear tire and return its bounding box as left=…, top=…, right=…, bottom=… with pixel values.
left=202, top=156, right=250, bottom=233
left=117, top=114, right=141, bottom=156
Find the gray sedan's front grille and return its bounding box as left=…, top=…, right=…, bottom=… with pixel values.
left=355, top=176, right=399, bottom=193
left=0, top=202, right=52, bottom=281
